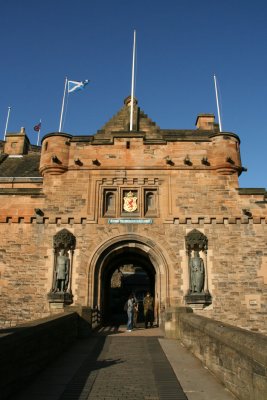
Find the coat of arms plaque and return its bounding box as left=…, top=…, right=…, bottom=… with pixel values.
left=123, top=191, right=137, bottom=212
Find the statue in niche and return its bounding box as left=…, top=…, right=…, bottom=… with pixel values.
left=111, top=268, right=123, bottom=288
left=190, top=250, right=204, bottom=293
left=54, top=249, right=70, bottom=292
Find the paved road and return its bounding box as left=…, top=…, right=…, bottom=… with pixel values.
left=13, top=326, right=236, bottom=400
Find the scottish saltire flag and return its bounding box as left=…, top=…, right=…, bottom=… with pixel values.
left=68, top=80, right=89, bottom=93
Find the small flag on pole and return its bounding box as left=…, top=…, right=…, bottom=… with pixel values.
left=34, top=122, right=41, bottom=132
left=67, top=80, right=89, bottom=93
left=34, top=120, right=42, bottom=146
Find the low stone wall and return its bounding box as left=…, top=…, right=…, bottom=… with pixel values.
left=0, top=312, right=79, bottom=400
left=165, top=307, right=267, bottom=400
left=65, top=305, right=101, bottom=336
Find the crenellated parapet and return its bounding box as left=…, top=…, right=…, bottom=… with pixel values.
left=0, top=215, right=266, bottom=225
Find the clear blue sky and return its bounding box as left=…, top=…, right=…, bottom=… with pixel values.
left=1, top=0, right=266, bottom=188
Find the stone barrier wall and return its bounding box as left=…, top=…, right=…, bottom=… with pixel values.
left=165, top=307, right=267, bottom=400
left=0, top=312, right=79, bottom=400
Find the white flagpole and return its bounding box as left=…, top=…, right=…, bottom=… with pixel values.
left=59, top=77, right=68, bottom=132
left=214, top=74, right=222, bottom=132
left=37, top=119, right=41, bottom=146
left=4, top=106, right=11, bottom=140
left=130, top=30, right=136, bottom=131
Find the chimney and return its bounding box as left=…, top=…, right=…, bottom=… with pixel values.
left=195, top=114, right=215, bottom=131
left=4, top=127, right=30, bottom=155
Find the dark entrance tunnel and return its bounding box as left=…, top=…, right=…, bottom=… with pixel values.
left=100, top=247, right=156, bottom=325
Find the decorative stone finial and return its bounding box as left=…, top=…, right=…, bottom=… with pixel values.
left=124, top=95, right=138, bottom=107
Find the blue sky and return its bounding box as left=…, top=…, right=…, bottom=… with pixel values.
left=0, top=0, right=266, bottom=188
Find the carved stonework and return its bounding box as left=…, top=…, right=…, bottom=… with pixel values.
left=111, top=269, right=123, bottom=288
left=184, top=292, right=212, bottom=307
left=185, top=229, right=212, bottom=307
left=48, top=229, right=76, bottom=306
left=53, top=229, right=76, bottom=250
left=185, top=229, right=207, bottom=252
left=123, top=191, right=138, bottom=212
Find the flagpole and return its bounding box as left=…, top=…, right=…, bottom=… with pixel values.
left=4, top=106, right=11, bottom=140
left=130, top=30, right=136, bottom=131
left=59, top=77, right=67, bottom=132
left=37, top=119, right=41, bottom=146
left=214, top=74, right=222, bottom=132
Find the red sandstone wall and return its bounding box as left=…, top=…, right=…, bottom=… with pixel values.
left=0, top=131, right=266, bottom=333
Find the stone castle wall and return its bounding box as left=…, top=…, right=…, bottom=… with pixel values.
left=0, top=216, right=266, bottom=333
left=0, top=106, right=266, bottom=333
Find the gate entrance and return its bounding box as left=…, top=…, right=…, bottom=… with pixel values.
left=103, top=251, right=155, bottom=325
left=89, top=235, right=169, bottom=327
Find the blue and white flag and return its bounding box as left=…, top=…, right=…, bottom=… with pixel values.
left=67, top=79, right=89, bottom=93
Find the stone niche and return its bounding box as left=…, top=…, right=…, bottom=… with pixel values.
left=47, top=229, right=76, bottom=309
left=184, top=229, right=212, bottom=308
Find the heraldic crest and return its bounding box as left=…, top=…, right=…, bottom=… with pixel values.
left=123, top=191, right=137, bottom=212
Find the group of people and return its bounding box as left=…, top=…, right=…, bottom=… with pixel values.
left=126, top=291, right=154, bottom=332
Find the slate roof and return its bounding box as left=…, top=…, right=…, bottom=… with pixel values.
left=0, top=153, right=41, bottom=177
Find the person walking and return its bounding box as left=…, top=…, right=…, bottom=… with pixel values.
left=133, top=298, right=139, bottom=328
left=143, top=291, right=154, bottom=328
left=126, top=293, right=135, bottom=332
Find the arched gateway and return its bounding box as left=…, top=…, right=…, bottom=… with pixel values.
left=87, top=234, right=169, bottom=326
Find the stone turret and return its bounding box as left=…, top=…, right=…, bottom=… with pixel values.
left=209, top=133, right=242, bottom=175
left=39, top=133, right=72, bottom=175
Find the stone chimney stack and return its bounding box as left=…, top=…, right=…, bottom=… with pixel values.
left=195, top=114, right=215, bottom=131
left=4, top=127, right=30, bottom=155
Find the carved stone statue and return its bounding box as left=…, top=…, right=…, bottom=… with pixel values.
left=55, top=250, right=69, bottom=292
left=190, top=250, right=204, bottom=293
left=111, top=268, right=123, bottom=288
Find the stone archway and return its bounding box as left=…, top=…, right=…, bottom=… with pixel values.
left=87, top=234, right=170, bottom=326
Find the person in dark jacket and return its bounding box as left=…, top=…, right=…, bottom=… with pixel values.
left=143, top=292, right=154, bottom=328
